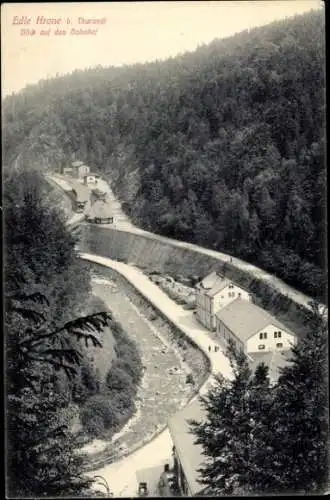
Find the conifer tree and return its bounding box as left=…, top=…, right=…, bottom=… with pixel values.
left=264, top=302, right=329, bottom=494
left=190, top=341, right=273, bottom=495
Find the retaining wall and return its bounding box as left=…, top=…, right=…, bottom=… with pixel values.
left=79, top=225, right=316, bottom=340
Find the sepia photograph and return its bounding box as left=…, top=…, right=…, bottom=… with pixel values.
left=2, top=1, right=327, bottom=497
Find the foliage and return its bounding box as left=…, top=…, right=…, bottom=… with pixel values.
left=80, top=318, right=143, bottom=435
left=190, top=305, right=328, bottom=495
left=80, top=394, right=119, bottom=435
left=105, top=365, right=135, bottom=395
left=4, top=169, right=112, bottom=497
left=2, top=10, right=325, bottom=300
left=262, top=302, right=329, bottom=494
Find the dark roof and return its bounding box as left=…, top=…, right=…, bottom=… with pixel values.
left=168, top=399, right=206, bottom=496
left=216, top=298, right=296, bottom=343
left=249, top=349, right=292, bottom=384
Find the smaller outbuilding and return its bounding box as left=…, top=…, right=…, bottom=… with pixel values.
left=83, top=172, right=101, bottom=185
left=63, top=166, right=73, bottom=175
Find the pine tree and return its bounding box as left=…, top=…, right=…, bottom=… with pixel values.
left=264, top=302, right=329, bottom=494
left=189, top=340, right=272, bottom=495
left=4, top=168, right=114, bottom=497
left=190, top=305, right=329, bottom=496
left=6, top=286, right=112, bottom=497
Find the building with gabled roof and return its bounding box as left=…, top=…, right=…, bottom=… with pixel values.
left=196, top=271, right=252, bottom=330
left=216, top=298, right=297, bottom=355
left=168, top=399, right=206, bottom=497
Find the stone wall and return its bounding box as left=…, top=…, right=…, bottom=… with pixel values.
left=79, top=225, right=316, bottom=340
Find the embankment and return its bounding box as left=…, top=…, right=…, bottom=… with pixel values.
left=80, top=225, right=318, bottom=339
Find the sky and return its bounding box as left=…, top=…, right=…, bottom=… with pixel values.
left=1, top=1, right=323, bottom=96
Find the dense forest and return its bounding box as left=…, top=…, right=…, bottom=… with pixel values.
left=4, top=168, right=142, bottom=496
left=3, top=9, right=326, bottom=301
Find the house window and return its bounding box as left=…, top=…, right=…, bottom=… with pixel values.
left=276, top=343, right=283, bottom=348
left=278, top=331, right=282, bottom=338
left=229, top=284, right=234, bottom=289
left=259, top=333, right=263, bottom=339
left=258, top=345, right=265, bottom=350
left=238, top=292, right=241, bottom=297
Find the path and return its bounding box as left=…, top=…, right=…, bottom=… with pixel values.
left=81, top=252, right=233, bottom=497
left=48, top=172, right=325, bottom=316
left=47, top=174, right=134, bottom=230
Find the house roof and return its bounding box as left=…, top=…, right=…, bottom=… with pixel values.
left=168, top=399, right=206, bottom=496
left=87, top=199, right=112, bottom=219
left=249, top=349, right=292, bottom=384
left=196, top=271, right=231, bottom=297
left=215, top=298, right=296, bottom=343
left=72, top=160, right=84, bottom=167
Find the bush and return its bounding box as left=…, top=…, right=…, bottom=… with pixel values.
left=84, top=415, right=105, bottom=437
left=116, top=358, right=142, bottom=385
left=105, top=365, right=135, bottom=395
left=80, top=394, right=120, bottom=432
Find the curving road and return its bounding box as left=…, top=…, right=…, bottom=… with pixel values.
left=81, top=252, right=233, bottom=497
left=46, top=174, right=326, bottom=495
left=48, top=172, right=326, bottom=317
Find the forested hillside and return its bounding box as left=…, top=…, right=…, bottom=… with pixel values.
left=4, top=168, right=142, bottom=496
left=3, top=9, right=326, bottom=299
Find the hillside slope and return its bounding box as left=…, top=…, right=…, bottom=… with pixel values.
left=3, top=9, right=326, bottom=299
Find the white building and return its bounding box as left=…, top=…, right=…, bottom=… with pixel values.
left=83, top=172, right=101, bottom=185
left=215, top=298, right=297, bottom=355
left=195, top=271, right=252, bottom=330
left=72, top=161, right=90, bottom=179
